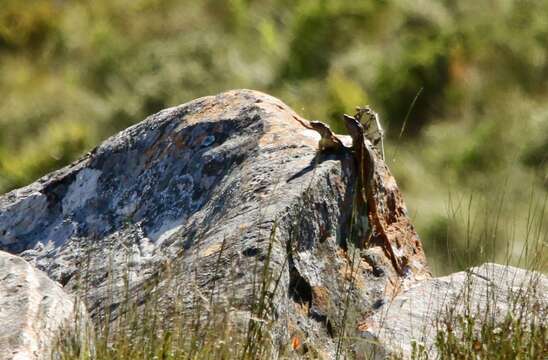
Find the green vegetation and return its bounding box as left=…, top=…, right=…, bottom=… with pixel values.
left=0, top=0, right=546, bottom=274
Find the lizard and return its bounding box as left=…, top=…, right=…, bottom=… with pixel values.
left=293, top=113, right=402, bottom=275
left=342, top=113, right=403, bottom=275
left=355, top=106, right=385, bottom=160
left=292, top=116, right=345, bottom=152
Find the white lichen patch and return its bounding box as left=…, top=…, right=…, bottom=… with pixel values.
left=148, top=218, right=185, bottom=246
left=46, top=219, right=77, bottom=247
left=393, top=246, right=405, bottom=258
left=139, top=237, right=155, bottom=259
left=301, top=128, right=321, bottom=141
left=202, top=135, right=215, bottom=147
left=200, top=242, right=223, bottom=257
left=0, top=191, right=48, bottom=245
left=62, top=169, right=102, bottom=215
left=115, top=193, right=139, bottom=217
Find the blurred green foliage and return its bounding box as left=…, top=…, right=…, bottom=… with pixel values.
left=0, top=0, right=546, bottom=274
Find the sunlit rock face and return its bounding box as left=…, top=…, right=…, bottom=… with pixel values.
left=359, top=263, right=547, bottom=359
left=0, top=89, right=429, bottom=357
left=0, top=250, right=90, bottom=360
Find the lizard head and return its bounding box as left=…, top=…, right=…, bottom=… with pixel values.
left=308, top=121, right=333, bottom=136
left=343, top=114, right=364, bottom=134
left=355, top=106, right=378, bottom=126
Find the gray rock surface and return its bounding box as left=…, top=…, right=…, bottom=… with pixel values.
left=0, top=250, right=89, bottom=360
left=358, top=262, right=548, bottom=359
left=0, top=89, right=429, bottom=357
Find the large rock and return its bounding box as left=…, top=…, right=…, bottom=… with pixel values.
left=0, top=90, right=429, bottom=357
left=359, top=263, right=548, bottom=359
left=0, top=250, right=89, bottom=360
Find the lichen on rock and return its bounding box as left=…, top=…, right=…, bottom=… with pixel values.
left=0, top=89, right=430, bottom=357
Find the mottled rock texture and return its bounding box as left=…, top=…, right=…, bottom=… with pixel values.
left=0, top=250, right=89, bottom=360
left=0, top=89, right=429, bottom=357
left=359, top=263, right=547, bottom=359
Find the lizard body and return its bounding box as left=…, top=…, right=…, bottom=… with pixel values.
left=293, top=112, right=402, bottom=275
left=355, top=106, right=385, bottom=160
left=342, top=115, right=367, bottom=209
left=343, top=113, right=402, bottom=275
left=293, top=117, right=344, bottom=152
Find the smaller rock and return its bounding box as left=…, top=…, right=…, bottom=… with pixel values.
left=0, top=251, right=90, bottom=360
left=357, top=263, right=547, bottom=359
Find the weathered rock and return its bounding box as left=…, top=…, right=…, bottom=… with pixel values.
left=358, top=263, right=548, bottom=359
left=0, top=90, right=429, bottom=357
left=0, top=250, right=89, bottom=360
